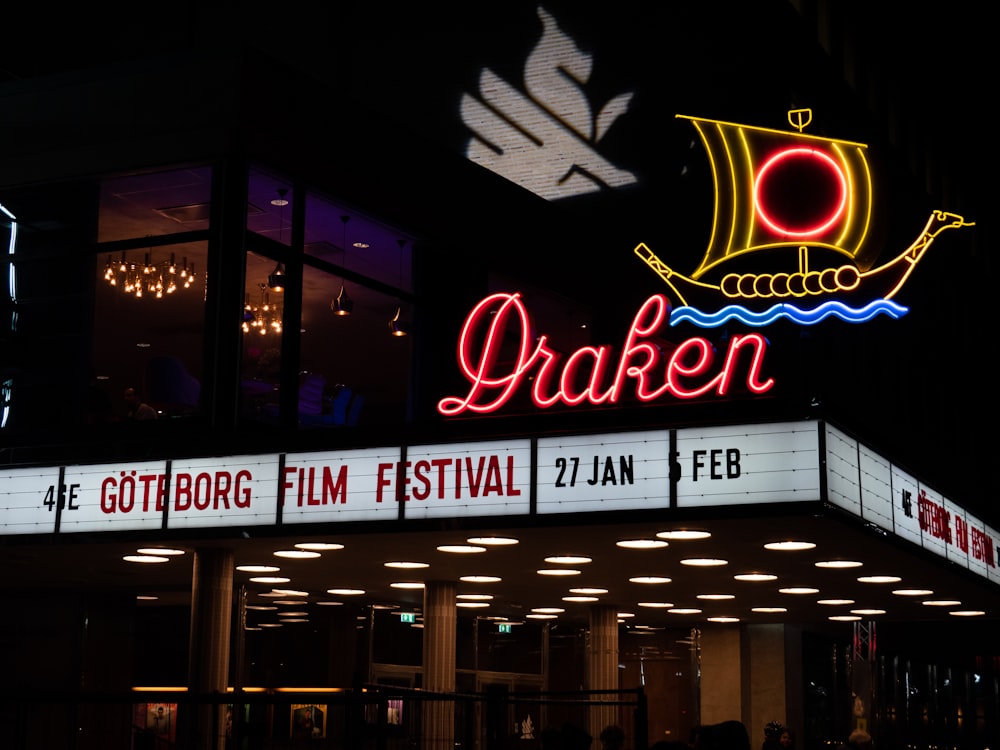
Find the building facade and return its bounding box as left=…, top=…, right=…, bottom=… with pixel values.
left=1, top=3, right=996, bottom=749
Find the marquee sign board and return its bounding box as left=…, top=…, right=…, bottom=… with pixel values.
left=3, top=421, right=996, bottom=590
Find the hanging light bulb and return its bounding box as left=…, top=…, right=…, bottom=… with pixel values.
left=388, top=307, right=408, bottom=337
left=331, top=284, right=353, bottom=316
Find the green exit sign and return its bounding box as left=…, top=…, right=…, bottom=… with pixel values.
left=400, top=612, right=416, bottom=623
left=498, top=623, right=512, bottom=633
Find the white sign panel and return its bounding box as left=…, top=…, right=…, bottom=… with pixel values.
left=60, top=460, right=170, bottom=534
left=536, top=430, right=670, bottom=514
left=166, top=454, right=280, bottom=530
left=858, top=444, right=893, bottom=532
left=824, top=424, right=860, bottom=515
left=889, top=464, right=921, bottom=548
left=281, top=446, right=405, bottom=524
left=0, top=465, right=62, bottom=534
left=400, top=439, right=531, bottom=520
left=676, top=422, right=820, bottom=507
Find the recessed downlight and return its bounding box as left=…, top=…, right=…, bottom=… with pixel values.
left=326, top=588, right=365, bottom=596
left=857, top=575, right=902, bottom=584
left=850, top=609, right=886, bottom=616
left=950, top=610, right=986, bottom=617
left=273, top=550, right=321, bottom=559
left=778, top=587, right=819, bottom=595
left=250, top=576, right=291, bottom=584
left=680, top=558, right=728, bottom=567
left=466, top=536, right=519, bottom=546
left=751, top=607, right=787, bottom=613
left=616, top=539, right=668, bottom=549
left=629, top=576, right=671, bottom=584
left=922, top=599, right=961, bottom=607
left=531, top=607, right=565, bottom=614
left=544, top=555, right=592, bottom=564
left=295, top=542, right=344, bottom=551
left=764, top=541, right=816, bottom=551
left=384, top=561, right=430, bottom=569
left=668, top=608, right=702, bottom=615
left=815, top=560, right=863, bottom=569
left=697, top=594, right=735, bottom=600
left=437, top=545, right=486, bottom=554
left=707, top=616, right=740, bottom=623
left=892, top=589, right=934, bottom=597
left=537, top=569, right=581, bottom=576
left=390, top=582, right=426, bottom=589
left=637, top=602, right=674, bottom=608
left=136, top=547, right=186, bottom=556
left=124, top=555, right=169, bottom=564
left=829, top=615, right=862, bottom=621
left=817, top=599, right=855, bottom=606
left=237, top=565, right=281, bottom=573
left=563, top=596, right=599, bottom=602
left=570, top=587, right=609, bottom=595
left=656, top=530, right=710, bottom=540
left=734, top=572, right=777, bottom=582
left=461, top=575, right=502, bottom=583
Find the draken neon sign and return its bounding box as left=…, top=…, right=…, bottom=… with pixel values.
left=437, top=292, right=774, bottom=416
left=635, top=109, right=974, bottom=327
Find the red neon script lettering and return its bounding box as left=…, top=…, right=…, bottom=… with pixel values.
left=437, top=293, right=775, bottom=416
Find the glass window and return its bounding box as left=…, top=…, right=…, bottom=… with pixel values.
left=241, top=250, right=284, bottom=422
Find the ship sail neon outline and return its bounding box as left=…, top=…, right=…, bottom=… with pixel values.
left=635, top=109, right=973, bottom=327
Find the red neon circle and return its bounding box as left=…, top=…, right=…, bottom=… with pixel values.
left=753, top=147, right=847, bottom=238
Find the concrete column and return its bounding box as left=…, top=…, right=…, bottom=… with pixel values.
left=698, top=623, right=801, bottom=746
left=422, top=580, right=457, bottom=750
left=187, top=547, right=234, bottom=750
left=587, top=604, right=619, bottom=742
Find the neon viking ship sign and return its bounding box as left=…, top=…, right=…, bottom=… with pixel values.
left=638, top=109, right=973, bottom=327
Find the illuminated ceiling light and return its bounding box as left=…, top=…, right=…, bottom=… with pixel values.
left=531, top=607, right=565, bottom=614
left=892, top=588, right=934, bottom=596
left=779, top=587, right=819, bottom=595
left=258, top=591, right=286, bottom=598
left=764, top=540, right=816, bottom=551
left=616, top=539, right=668, bottom=549
left=617, top=612, right=635, bottom=619
left=372, top=604, right=401, bottom=610
left=314, top=601, right=344, bottom=606
left=389, top=306, right=409, bottom=337
left=544, top=555, right=592, bottom=564
left=123, top=555, right=169, bottom=564
left=457, top=594, right=493, bottom=600
left=250, top=576, right=291, bottom=584
left=246, top=605, right=277, bottom=611
left=390, top=582, right=426, bottom=589
left=272, top=589, right=309, bottom=597
left=273, top=550, right=321, bottom=559
left=850, top=609, right=886, bottom=616
left=295, top=542, right=344, bottom=551
left=136, top=547, right=185, bottom=556
left=466, top=536, right=519, bottom=546
left=829, top=615, right=862, bottom=622
left=668, top=608, right=702, bottom=615
left=277, top=611, right=308, bottom=617
left=629, top=576, right=671, bottom=584
left=326, top=588, right=365, bottom=596
left=656, top=529, right=711, bottom=540
left=331, top=284, right=354, bottom=316
left=815, top=560, right=863, bottom=569
left=817, top=599, right=855, bottom=606
left=950, top=610, right=986, bottom=617
left=273, top=599, right=308, bottom=606
left=536, top=569, right=581, bottom=576
left=267, top=262, right=286, bottom=291
left=237, top=565, right=281, bottom=573
left=857, top=575, right=902, bottom=584
left=136, top=595, right=158, bottom=601
left=751, top=607, right=787, bottom=613
left=706, top=616, right=740, bottom=623
left=563, top=596, right=599, bottom=602
left=734, top=572, right=777, bottom=581
left=922, top=599, right=961, bottom=607
left=457, top=602, right=489, bottom=608
left=280, top=618, right=309, bottom=623
left=637, top=602, right=674, bottom=608
left=696, top=594, right=735, bottom=600
left=259, top=622, right=283, bottom=628
left=570, top=587, right=609, bottom=595
left=437, top=545, right=486, bottom=554
left=384, top=561, right=429, bottom=569
left=526, top=613, right=557, bottom=619
left=461, top=575, right=502, bottom=583
left=680, top=558, right=728, bottom=567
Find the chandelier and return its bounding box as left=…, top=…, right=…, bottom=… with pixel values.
left=103, top=252, right=196, bottom=299
left=242, top=283, right=282, bottom=335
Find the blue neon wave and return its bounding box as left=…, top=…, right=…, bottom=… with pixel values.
left=669, top=299, right=910, bottom=328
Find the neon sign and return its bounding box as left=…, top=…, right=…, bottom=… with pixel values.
left=635, top=109, right=973, bottom=327
left=437, top=292, right=774, bottom=417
